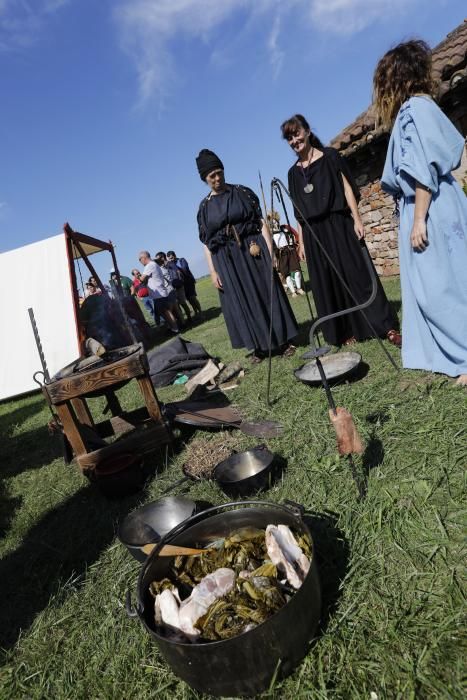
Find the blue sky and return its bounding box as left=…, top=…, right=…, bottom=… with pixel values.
left=1, top=0, right=465, bottom=283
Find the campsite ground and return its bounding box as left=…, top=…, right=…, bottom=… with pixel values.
left=0, top=275, right=465, bottom=699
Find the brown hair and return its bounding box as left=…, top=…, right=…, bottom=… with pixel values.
left=280, top=114, right=324, bottom=149
left=373, top=39, right=435, bottom=128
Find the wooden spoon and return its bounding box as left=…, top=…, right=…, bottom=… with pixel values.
left=141, top=543, right=210, bottom=557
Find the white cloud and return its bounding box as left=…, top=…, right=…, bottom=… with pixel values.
left=0, top=0, right=70, bottom=51
left=268, top=13, right=284, bottom=79
left=114, top=0, right=420, bottom=104
left=114, top=0, right=257, bottom=106
left=308, top=0, right=418, bottom=35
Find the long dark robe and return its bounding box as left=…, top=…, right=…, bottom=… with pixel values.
left=288, top=147, right=397, bottom=345
left=197, top=184, right=298, bottom=352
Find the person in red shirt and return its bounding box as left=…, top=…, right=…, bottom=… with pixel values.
left=131, top=267, right=163, bottom=326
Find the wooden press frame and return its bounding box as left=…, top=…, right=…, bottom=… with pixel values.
left=63, top=222, right=127, bottom=354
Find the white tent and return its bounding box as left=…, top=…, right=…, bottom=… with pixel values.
left=0, top=233, right=80, bottom=401
left=0, top=226, right=119, bottom=401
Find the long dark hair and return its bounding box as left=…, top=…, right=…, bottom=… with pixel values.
left=373, top=39, right=435, bottom=128
left=280, top=114, right=324, bottom=149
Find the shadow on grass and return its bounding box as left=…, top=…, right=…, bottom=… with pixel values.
left=357, top=433, right=385, bottom=500
left=0, top=481, right=22, bottom=540
left=0, top=397, right=45, bottom=437
left=1, top=401, right=67, bottom=540
left=1, top=425, right=64, bottom=479
left=303, top=510, right=350, bottom=633
left=0, top=482, right=149, bottom=651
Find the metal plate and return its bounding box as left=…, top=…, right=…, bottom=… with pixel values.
left=294, top=351, right=361, bottom=386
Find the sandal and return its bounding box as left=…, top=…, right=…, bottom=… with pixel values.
left=343, top=337, right=357, bottom=346
left=250, top=354, right=264, bottom=365
left=387, top=329, right=402, bottom=348
left=281, top=344, right=296, bottom=358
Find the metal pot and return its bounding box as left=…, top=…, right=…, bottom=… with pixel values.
left=126, top=501, right=321, bottom=697
left=118, top=497, right=199, bottom=563
left=160, top=445, right=281, bottom=499
left=213, top=445, right=278, bottom=498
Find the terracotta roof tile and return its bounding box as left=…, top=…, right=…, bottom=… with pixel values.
left=330, top=20, right=467, bottom=154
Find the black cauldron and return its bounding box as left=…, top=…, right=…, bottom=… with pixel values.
left=126, top=501, right=321, bottom=697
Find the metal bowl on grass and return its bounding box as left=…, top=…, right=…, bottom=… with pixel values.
left=213, top=445, right=279, bottom=498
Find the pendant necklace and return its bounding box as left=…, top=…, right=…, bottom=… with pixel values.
left=300, top=145, right=315, bottom=194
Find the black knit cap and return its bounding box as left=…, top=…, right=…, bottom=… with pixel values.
left=196, top=149, right=224, bottom=180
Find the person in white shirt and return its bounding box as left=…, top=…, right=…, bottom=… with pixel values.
left=138, top=251, right=179, bottom=332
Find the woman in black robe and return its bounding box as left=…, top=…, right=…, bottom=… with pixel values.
left=196, top=149, right=298, bottom=363
left=281, top=114, right=401, bottom=347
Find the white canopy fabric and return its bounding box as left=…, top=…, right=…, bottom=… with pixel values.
left=0, top=234, right=80, bottom=401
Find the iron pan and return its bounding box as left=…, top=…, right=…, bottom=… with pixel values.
left=161, top=446, right=281, bottom=499
left=294, top=351, right=361, bottom=386
left=213, top=445, right=278, bottom=498
left=118, top=496, right=204, bottom=562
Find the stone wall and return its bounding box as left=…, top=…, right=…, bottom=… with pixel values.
left=348, top=133, right=467, bottom=277
left=349, top=139, right=400, bottom=277
left=358, top=180, right=399, bottom=276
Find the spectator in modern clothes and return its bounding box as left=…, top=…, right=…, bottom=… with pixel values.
left=167, top=251, right=202, bottom=315
left=88, top=276, right=102, bottom=294
left=84, top=282, right=98, bottom=297
left=138, top=251, right=179, bottom=333
left=155, top=251, right=192, bottom=322
left=110, top=270, right=133, bottom=297
left=131, top=267, right=161, bottom=324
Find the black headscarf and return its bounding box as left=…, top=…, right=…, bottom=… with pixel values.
left=196, top=149, right=224, bottom=180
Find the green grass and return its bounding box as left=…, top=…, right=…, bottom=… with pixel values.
left=1, top=275, right=466, bottom=699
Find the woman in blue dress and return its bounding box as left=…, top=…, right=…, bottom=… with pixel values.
left=374, top=40, right=467, bottom=385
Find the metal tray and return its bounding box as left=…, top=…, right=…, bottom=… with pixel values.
left=294, top=351, right=361, bottom=386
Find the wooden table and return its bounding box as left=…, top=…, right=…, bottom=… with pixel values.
left=43, top=344, right=172, bottom=474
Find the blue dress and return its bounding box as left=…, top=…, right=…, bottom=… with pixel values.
left=381, top=96, right=467, bottom=376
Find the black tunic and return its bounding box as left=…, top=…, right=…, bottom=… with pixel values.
left=288, top=148, right=397, bottom=345
left=197, top=184, right=298, bottom=352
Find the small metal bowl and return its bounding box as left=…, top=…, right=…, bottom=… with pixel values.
left=118, top=497, right=198, bottom=562
left=294, top=351, right=361, bottom=386
left=213, top=445, right=278, bottom=498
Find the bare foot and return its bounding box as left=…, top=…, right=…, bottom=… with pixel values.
left=454, top=374, right=467, bottom=386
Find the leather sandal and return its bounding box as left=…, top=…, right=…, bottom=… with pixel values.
left=343, top=336, right=357, bottom=346
left=387, top=329, right=402, bottom=348
left=250, top=354, right=264, bottom=365
left=281, top=344, right=296, bottom=358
